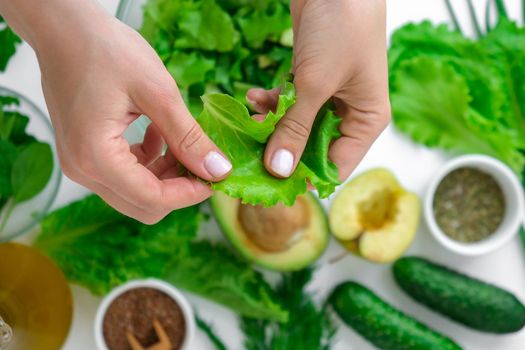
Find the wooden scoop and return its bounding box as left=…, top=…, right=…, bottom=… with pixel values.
left=127, top=319, right=171, bottom=350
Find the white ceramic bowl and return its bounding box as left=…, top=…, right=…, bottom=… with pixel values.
left=94, top=279, right=195, bottom=350
left=424, top=154, right=524, bottom=256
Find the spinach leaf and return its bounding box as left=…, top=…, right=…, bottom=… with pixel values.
left=0, top=110, right=37, bottom=145
left=0, top=95, right=53, bottom=231
left=0, top=16, right=22, bottom=71
left=11, top=142, right=53, bottom=203
left=0, top=95, right=19, bottom=107
left=0, top=140, right=17, bottom=198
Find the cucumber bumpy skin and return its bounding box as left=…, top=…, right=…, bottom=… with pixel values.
left=393, top=256, right=525, bottom=333
left=329, top=281, right=462, bottom=350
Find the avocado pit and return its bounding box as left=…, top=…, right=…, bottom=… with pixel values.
left=238, top=198, right=309, bottom=252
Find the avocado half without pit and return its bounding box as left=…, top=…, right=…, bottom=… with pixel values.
left=329, top=168, right=420, bottom=263
left=210, top=192, right=329, bottom=272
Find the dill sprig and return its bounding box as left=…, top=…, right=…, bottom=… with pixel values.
left=241, top=268, right=337, bottom=350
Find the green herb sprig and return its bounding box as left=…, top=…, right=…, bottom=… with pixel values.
left=195, top=316, right=229, bottom=350
left=240, top=268, right=337, bottom=350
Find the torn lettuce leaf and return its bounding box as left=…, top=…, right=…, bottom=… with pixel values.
left=198, top=80, right=341, bottom=206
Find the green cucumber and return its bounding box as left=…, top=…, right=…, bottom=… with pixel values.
left=393, top=256, right=525, bottom=333
left=329, top=281, right=461, bottom=350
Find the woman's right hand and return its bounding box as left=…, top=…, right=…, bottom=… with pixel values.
left=248, top=0, right=390, bottom=183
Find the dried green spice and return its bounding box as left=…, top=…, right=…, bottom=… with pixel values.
left=433, top=167, right=505, bottom=242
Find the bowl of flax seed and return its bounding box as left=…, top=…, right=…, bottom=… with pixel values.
left=94, top=279, right=195, bottom=350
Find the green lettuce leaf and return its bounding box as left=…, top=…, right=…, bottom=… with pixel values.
left=236, top=2, right=291, bottom=48
left=34, top=195, right=180, bottom=294
left=482, top=19, right=525, bottom=143
left=139, top=0, right=294, bottom=116
left=165, top=240, right=288, bottom=321
left=388, top=22, right=507, bottom=131
left=0, top=16, right=21, bottom=72
left=198, top=80, right=340, bottom=206
left=391, top=56, right=525, bottom=174
left=389, top=20, right=525, bottom=176
left=166, top=51, right=215, bottom=87
left=175, top=0, right=239, bottom=52
left=34, top=195, right=287, bottom=321
left=301, top=107, right=341, bottom=191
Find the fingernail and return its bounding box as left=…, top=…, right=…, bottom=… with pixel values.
left=246, top=97, right=257, bottom=107
left=204, top=151, right=232, bottom=178
left=271, top=149, right=294, bottom=177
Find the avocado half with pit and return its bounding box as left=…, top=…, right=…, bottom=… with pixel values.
left=329, top=168, right=420, bottom=263
left=210, top=192, right=329, bottom=272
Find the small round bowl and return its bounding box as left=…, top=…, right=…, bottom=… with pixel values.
left=424, top=154, right=524, bottom=256
left=0, top=86, right=61, bottom=241
left=94, top=279, right=195, bottom=350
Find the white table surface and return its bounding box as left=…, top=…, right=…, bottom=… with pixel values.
left=2, top=1, right=525, bottom=349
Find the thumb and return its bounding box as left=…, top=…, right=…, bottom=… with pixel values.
left=132, top=82, right=232, bottom=181
left=264, top=82, right=326, bottom=178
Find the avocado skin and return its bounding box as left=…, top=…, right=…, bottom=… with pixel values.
left=210, top=192, right=329, bottom=271
left=393, top=257, right=525, bottom=334
left=330, top=281, right=462, bottom=350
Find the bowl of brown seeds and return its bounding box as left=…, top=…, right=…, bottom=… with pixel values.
left=424, top=154, right=524, bottom=256
left=94, top=279, right=195, bottom=350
